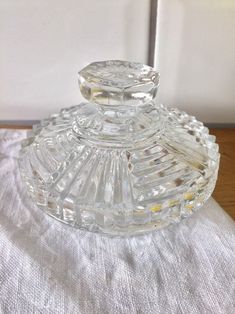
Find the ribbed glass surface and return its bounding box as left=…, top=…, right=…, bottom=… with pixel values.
left=19, top=61, right=220, bottom=235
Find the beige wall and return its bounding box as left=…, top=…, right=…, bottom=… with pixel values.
left=155, top=0, right=235, bottom=123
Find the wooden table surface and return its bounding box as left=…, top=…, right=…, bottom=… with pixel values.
left=1, top=125, right=234, bottom=220
left=210, top=129, right=235, bottom=220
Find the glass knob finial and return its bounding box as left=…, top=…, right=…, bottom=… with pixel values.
left=78, top=60, right=159, bottom=106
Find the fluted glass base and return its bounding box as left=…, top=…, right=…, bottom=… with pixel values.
left=19, top=103, right=219, bottom=235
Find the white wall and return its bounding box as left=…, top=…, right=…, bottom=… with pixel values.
left=1, top=0, right=235, bottom=123
left=0, top=0, right=150, bottom=120
left=155, top=0, right=235, bottom=123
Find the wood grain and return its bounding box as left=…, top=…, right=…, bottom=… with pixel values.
left=1, top=125, right=235, bottom=219
left=210, top=129, right=235, bottom=220
left=0, top=124, right=32, bottom=130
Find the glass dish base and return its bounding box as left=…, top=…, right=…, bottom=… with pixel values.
left=19, top=103, right=219, bottom=236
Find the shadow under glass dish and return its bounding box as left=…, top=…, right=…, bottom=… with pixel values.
left=19, top=60, right=220, bottom=235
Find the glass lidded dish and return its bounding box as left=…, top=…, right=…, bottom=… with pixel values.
left=19, top=60, right=220, bottom=236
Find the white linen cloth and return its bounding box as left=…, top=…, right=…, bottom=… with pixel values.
left=0, top=129, right=234, bottom=314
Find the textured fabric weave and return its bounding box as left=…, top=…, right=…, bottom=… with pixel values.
left=0, top=129, right=234, bottom=314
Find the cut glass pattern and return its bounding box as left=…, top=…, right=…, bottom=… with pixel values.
left=19, top=60, right=220, bottom=235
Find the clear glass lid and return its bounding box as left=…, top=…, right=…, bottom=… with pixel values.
left=19, top=60, right=220, bottom=236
